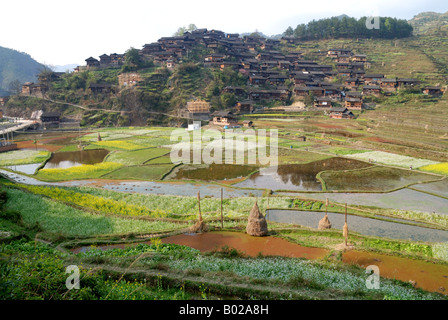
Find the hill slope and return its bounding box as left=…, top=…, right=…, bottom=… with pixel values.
left=0, top=46, right=46, bottom=95
left=408, top=11, right=448, bottom=35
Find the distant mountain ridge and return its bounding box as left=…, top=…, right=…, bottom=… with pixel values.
left=0, top=46, right=45, bottom=96
left=408, top=11, right=448, bottom=35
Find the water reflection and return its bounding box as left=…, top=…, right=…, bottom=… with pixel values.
left=234, top=157, right=372, bottom=191
left=266, top=209, right=448, bottom=242
left=43, top=149, right=109, bottom=169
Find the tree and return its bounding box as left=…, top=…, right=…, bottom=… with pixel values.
left=8, top=80, right=22, bottom=95
left=174, top=24, right=198, bottom=36
left=283, top=26, right=294, bottom=37
left=123, top=47, right=142, bottom=70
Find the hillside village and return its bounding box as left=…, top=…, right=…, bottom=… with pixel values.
left=3, top=27, right=445, bottom=127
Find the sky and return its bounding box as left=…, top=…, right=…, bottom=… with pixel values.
left=0, top=0, right=447, bottom=67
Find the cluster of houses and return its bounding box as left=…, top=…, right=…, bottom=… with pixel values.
left=17, top=28, right=443, bottom=124
left=134, top=30, right=444, bottom=120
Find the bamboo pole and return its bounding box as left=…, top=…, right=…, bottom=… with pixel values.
left=220, top=188, right=223, bottom=229
left=197, top=191, right=202, bottom=222
left=343, top=203, right=348, bottom=245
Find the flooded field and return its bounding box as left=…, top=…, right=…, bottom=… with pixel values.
left=0, top=169, right=264, bottom=198
left=234, top=157, right=372, bottom=191
left=72, top=231, right=329, bottom=259
left=277, top=188, right=448, bottom=215
left=71, top=231, right=448, bottom=295
left=168, top=163, right=258, bottom=181
left=343, top=250, right=448, bottom=294
left=321, top=166, right=439, bottom=192
left=43, top=149, right=109, bottom=169
left=161, top=231, right=329, bottom=259
left=411, top=179, right=448, bottom=198
left=4, top=163, right=42, bottom=175
left=266, top=209, right=448, bottom=242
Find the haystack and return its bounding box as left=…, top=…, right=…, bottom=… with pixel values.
left=98, top=133, right=102, bottom=141
left=318, top=214, right=332, bottom=230
left=189, top=220, right=208, bottom=233
left=246, top=201, right=268, bottom=237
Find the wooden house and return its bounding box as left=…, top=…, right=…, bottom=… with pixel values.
left=323, top=86, right=342, bottom=100
left=337, top=62, right=350, bottom=71
left=204, top=54, right=226, bottom=62
left=249, top=89, right=289, bottom=101
left=0, top=97, right=9, bottom=107
left=187, top=100, right=211, bottom=114
left=268, top=74, right=288, bottom=85
left=397, top=78, right=420, bottom=88
left=21, top=82, right=46, bottom=97
left=314, top=97, right=333, bottom=108
left=308, top=87, right=324, bottom=97
left=329, top=107, right=355, bottom=119
left=350, top=62, right=365, bottom=71
left=249, top=75, right=268, bottom=86
left=85, top=57, right=100, bottom=69
left=337, top=55, right=352, bottom=63
left=220, top=61, right=242, bottom=71
left=345, top=97, right=363, bottom=110
left=212, top=111, right=237, bottom=126
left=226, top=33, right=239, bottom=39
left=352, top=54, right=367, bottom=63
left=223, top=86, right=247, bottom=96
left=40, top=112, right=60, bottom=123
left=243, top=120, right=254, bottom=128
left=88, top=83, right=113, bottom=94
left=345, top=91, right=363, bottom=99
left=294, top=86, right=311, bottom=97
left=99, top=54, right=112, bottom=67
left=235, top=101, right=254, bottom=114
left=344, top=78, right=359, bottom=90
left=327, top=48, right=352, bottom=58
left=380, top=78, right=397, bottom=92
left=364, top=74, right=384, bottom=85
left=363, top=85, right=382, bottom=96
left=338, top=69, right=352, bottom=78
left=291, top=72, right=311, bottom=85
left=422, top=86, right=443, bottom=96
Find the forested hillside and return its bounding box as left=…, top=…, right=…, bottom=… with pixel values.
left=0, top=46, right=45, bottom=95
left=283, top=16, right=413, bottom=40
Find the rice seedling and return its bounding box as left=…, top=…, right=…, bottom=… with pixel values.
left=3, top=188, right=182, bottom=237
left=0, top=150, right=51, bottom=166
left=346, top=151, right=439, bottom=168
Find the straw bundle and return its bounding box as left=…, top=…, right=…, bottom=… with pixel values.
left=343, top=222, right=349, bottom=238
left=189, top=220, right=208, bottom=233
left=318, top=214, right=332, bottom=230
left=318, top=198, right=331, bottom=230
left=343, top=203, right=349, bottom=245
left=246, top=201, right=268, bottom=237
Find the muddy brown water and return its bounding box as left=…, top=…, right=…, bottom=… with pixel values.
left=43, top=149, right=109, bottom=169
left=72, top=231, right=329, bottom=259
left=70, top=231, right=448, bottom=295
left=343, top=250, right=448, bottom=295
left=161, top=232, right=329, bottom=259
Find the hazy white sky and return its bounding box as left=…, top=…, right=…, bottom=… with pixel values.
left=1, top=0, right=447, bottom=66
